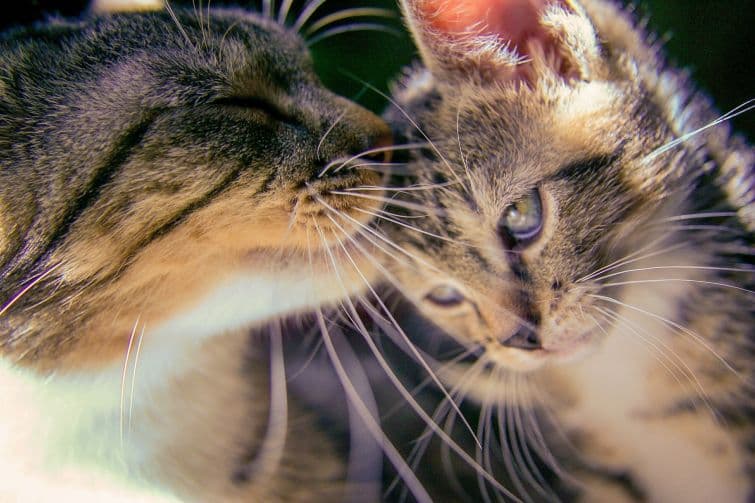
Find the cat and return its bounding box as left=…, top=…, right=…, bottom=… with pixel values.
left=0, top=4, right=393, bottom=501
left=381, top=0, right=754, bottom=500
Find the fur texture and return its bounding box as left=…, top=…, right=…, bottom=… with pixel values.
left=384, top=0, right=753, bottom=500
left=0, top=7, right=389, bottom=501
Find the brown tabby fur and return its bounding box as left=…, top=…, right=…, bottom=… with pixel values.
left=0, top=5, right=387, bottom=501
left=384, top=0, right=754, bottom=500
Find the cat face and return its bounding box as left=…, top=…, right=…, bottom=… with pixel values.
left=387, top=0, right=737, bottom=376
left=0, top=9, right=390, bottom=369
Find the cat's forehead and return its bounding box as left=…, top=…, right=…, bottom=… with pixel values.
left=449, top=80, right=629, bottom=190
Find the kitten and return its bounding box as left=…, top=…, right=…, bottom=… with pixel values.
left=384, top=0, right=754, bottom=500
left=0, top=6, right=391, bottom=501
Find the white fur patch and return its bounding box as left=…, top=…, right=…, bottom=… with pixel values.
left=0, top=264, right=366, bottom=499
left=560, top=260, right=749, bottom=501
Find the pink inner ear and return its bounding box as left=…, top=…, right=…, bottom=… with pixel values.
left=421, top=0, right=565, bottom=56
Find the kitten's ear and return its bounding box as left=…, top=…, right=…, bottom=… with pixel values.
left=399, top=0, right=604, bottom=84
left=90, top=0, right=164, bottom=14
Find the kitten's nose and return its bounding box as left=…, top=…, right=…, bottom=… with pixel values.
left=501, top=325, right=542, bottom=351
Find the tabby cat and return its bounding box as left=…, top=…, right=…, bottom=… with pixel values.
left=0, top=5, right=391, bottom=501
left=383, top=0, right=754, bottom=500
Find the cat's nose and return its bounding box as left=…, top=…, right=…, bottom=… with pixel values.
left=501, top=325, right=542, bottom=351
left=362, top=129, right=394, bottom=163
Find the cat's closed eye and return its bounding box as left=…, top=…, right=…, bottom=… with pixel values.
left=211, top=96, right=297, bottom=124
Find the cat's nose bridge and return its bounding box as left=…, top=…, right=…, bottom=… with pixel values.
left=315, top=95, right=393, bottom=167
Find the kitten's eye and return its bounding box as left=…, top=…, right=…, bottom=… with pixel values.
left=499, top=189, right=543, bottom=246
left=425, top=285, right=465, bottom=307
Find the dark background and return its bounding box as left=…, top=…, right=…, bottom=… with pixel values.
left=4, top=0, right=752, bottom=139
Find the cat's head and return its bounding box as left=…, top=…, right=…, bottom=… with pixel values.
left=0, top=8, right=391, bottom=370
left=385, top=0, right=750, bottom=380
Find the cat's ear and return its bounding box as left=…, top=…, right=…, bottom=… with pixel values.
left=399, top=0, right=604, bottom=84
left=90, top=0, right=164, bottom=14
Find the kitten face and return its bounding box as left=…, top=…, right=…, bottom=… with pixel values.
left=387, top=0, right=738, bottom=375
left=0, top=9, right=390, bottom=369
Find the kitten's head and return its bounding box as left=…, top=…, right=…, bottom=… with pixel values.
left=0, top=8, right=391, bottom=369
left=386, top=0, right=749, bottom=378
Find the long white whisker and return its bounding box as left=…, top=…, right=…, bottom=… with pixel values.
left=329, top=190, right=445, bottom=215
left=165, top=1, right=196, bottom=49
left=314, top=221, right=518, bottom=501
left=277, top=0, right=294, bottom=24
left=304, top=8, right=395, bottom=36
left=645, top=99, right=755, bottom=160
left=316, top=310, right=432, bottom=502
left=307, top=22, right=401, bottom=46
left=589, top=265, right=754, bottom=283
left=292, top=0, right=327, bottom=31
left=120, top=316, right=140, bottom=448
left=340, top=72, right=470, bottom=194
left=325, top=213, right=483, bottom=448
left=316, top=109, right=348, bottom=160
left=319, top=142, right=428, bottom=178
left=0, top=263, right=62, bottom=316
left=602, top=278, right=754, bottom=295
left=127, top=323, right=146, bottom=434
left=590, top=294, right=741, bottom=377
left=577, top=240, right=687, bottom=283
left=658, top=211, right=738, bottom=223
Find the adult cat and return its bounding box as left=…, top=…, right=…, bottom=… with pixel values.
left=0, top=6, right=391, bottom=501
left=384, top=0, right=753, bottom=500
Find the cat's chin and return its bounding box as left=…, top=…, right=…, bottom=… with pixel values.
left=427, top=335, right=599, bottom=403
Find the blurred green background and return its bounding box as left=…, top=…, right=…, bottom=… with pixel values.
left=309, top=0, right=753, bottom=140
left=5, top=0, right=753, bottom=138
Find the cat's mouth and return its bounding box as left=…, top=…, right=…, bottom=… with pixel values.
left=418, top=325, right=597, bottom=381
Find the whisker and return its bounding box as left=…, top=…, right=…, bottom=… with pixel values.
left=316, top=109, right=348, bottom=160
left=304, top=8, right=395, bottom=36
left=590, top=294, right=741, bottom=377
left=0, top=263, right=62, bottom=316
left=292, top=0, right=327, bottom=32
left=644, top=98, right=755, bottom=161
left=577, top=240, right=687, bottom=283
left=602, top=278, right=754, bottom=295
left=339, top=71, right=469, bottom=193
left=277, top=0, right=294, bottom=24
left=119, top=316, right=141, bottom=449
left=318, top=197, right=442, bottom=271
left=512, top=377, right=556, bottom=500
left=315, top=221, right=518, bottom=501
left=354, top=207, right=474, bottom=247
left=316, top=311, right=432, bottom=502
left=307, top=23, right=401, bottom=46
left=324, top=212, right=482, bottom=448
left=319, top=142, right=428, bottom=178
left=589, top=264, right=754, bottom=283
left=658, top=211, right=739, bottom=223
left=234, top=320, right=288, bottom=481
left=165, top=1, right=196, bottom=49
left=127, top=323, right=146, bottom=435
left=329, top=190, right=445, bottom=215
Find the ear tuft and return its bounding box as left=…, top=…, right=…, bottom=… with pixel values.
left=401, top=0, right=600, bottom=84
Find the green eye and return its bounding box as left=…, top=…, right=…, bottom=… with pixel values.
left=500, top=189, right=543, bottom=245
left=425, top=285, right=465, bottom=307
